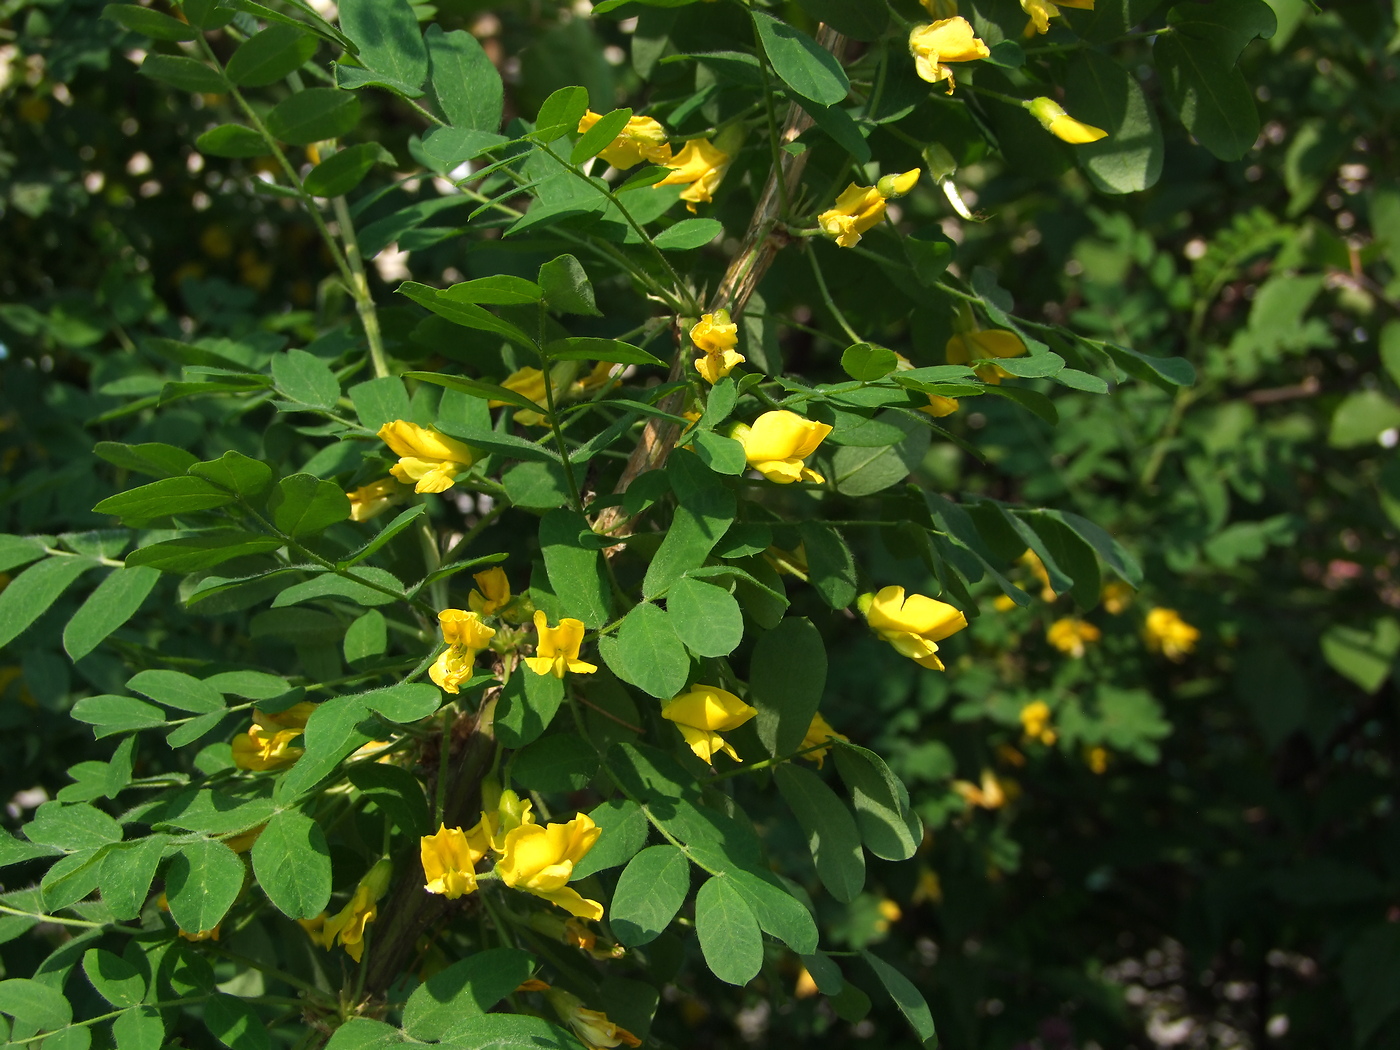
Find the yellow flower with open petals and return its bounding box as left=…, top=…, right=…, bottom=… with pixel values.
left=945, top=328, right=1028, bottom=384
left=866, top=585, right=968, bottom=671
left=548, top=988, right=642, bottom=1050
left=1143, top=607, right=1199, bottom=661
left=430, top=609, right=496, bottom=693
left=799, top=712, right=848, bottom=768
left=657, top=138, right=731, bottom=212
left=1028, top=96, right=1108, bottom=143
left=908, top=17, right=990, bottom=92
left=420, top=823, right=489, bottom=900
left=469, top=567, right=512, bottom=617
left=232, top=724, right=303, bottom=771
left=1021, top=0, right=1094, bottom=34
left=378, top=420, right=477, bottom=494
left=661, top=684, right=757, bottom=764
left=321, top=859, right=391, bottom=963
left=819, top=183, right=888, bottom=249
left=1047, top=617, right=1101, bottom=657
left=578, top=110, right=672, bottom=169
left=690, top=310, right=744, bottom=384
left=347, top=477, right=407, bottom=522
left=524, top=611, right=597, bottom=678
left=496, top=815, right=604, bottom=919
left=953, top=769, right=1007, bottom=809
left=734, top=410, right=832, bottom=484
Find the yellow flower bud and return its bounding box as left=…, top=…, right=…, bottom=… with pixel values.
left=468, top=567, right=512, bottom=617
left=876, top=168, right=921, bottom=198
left=1028, top=97, right=1108, bottom=143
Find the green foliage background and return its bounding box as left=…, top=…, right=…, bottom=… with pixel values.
left=0, top=0, right=1399, bottom=1047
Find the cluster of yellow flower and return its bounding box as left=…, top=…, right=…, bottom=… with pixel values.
left=420, top=788, right=605, bottom=920
left=577, top=109, right=732, bottom=213
left=1045, top=604, right=1200, bottom=661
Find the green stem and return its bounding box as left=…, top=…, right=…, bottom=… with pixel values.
left=332, top=194, right=391, bottom=380
left=755, top=39, right=791, bottom=221
left=807, top=246, right=863, bottom=345
left=704, top=740, right=834, bottom=784
left=537, top=321, right=585, bottom=515
left=0, top=903, right=113, bottom=929
left=434, top=703, right=454, bottom=828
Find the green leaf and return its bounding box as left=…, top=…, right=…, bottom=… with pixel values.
left=751, top=11, right=850, bottom=106
left=0, top=556, right=98, bottom=648
left=94, top=441, right=199, bottom=478
left=322, top=1018, right=405, bottom=1050
left=1048, top=509, right=1143, bottom=587
left=539, top=254, right=600, bottom=316
left=397, top=284, right=536, bottom=347
left=114, top=1005, right=165, bottom=1049
left=841, top=343, right=899, bottom=381
left=124, top=531, right=283, bottom=573
left=1154, top=33, right=1258, bottom=161
left=127, top=669, right=224, bottom=713
left=539, top=509, right=612, bottom=627
left=642, top=467, right=735, bottom=598
left=305, top=143, right=394, bottom=196
left=794, top=0, right=887, bottom=40
left=182, top=0, right=237, bottom=30
left=271, top=567, right=403, bottom=608
left=603, top=603, right=690, bottom=700
left=99, top=835, right=168, bottom=920
left=195, top=124, right=271, bottom=158
left=495, top=670, right=565, bottom=748
left=94, top=475, right=236, bottom=521
left=570, top=799, right=649, bottom=881
left=402, top=948, right=536, bottom=1041
left=544, top=337, right=664, bottom=366
left=165, top=839, right=244, bottom=936
left=335, top=62, right=425, bottom=99
left=611, top=845, right=690, bottom=947
left=204, top=993, right=271, bottom=1050
left=1321, top=619, right=1400, bottom=694
left=27, top=801, right=122, bottom=852
left=349, top=763, right=429, bottom=836
left=225, top=23, right=317, bottom=86
left=62, top=565, right=159, bottom=661
left=653, top=218, right=724, bottom=251
left=425, top=25, right=503, bottom=133
left=189, top=451, right=275, bottom=499
left=1099, top=341, right=1195, bottom=388
left=268, top=474, right=352, bottom=537
left=339, top=0, right=428, bottom=90
left=350, top=376, right=411, bottom=430
left=251, top=809, right=332, bottom=919
left=82, top=948, right=146, bottom=1008
left=265, top=88, right=361, bottom=145
left=272, top=348, right=340, bottom=409
left=830, top=412, right=930, bottom=497
left=667, top=577, right=743, bottom=657
left=833, top=743, right=922, bottom=861
left=572, top=107, right=633, bottom=164
left=695, top=876, right=763, bottom=986
left=535, top=85, right=590, bottom=138
left=993, top=351, right=1065, bottom=379
left=1329, top=390, right=1400, bottom=448
left=0, top=978, right=72, bottom=1032
left=139, top=53, right=227, bottom=93
left=511, top=733, right=599, bottom=794
left=750, top=618, right=827, bottom=757
left=691, top=430, right=747, bottom=475
left=774, top=764, right=865, bottom=902
left=503, top=460, right=581, bottom=510
left=862, top=951, right=937, bottom=1043
left=71, top=694, right=170, bottom=737
left=797, top=521, right=857, bottom=609
left=0, top=533, right=50, bottom=573
left=1065, top=50, right=1163, bottom=193
left=444, top=275, right=544, bottom=305
left=1342, top=923, right=1400, bottom=1046
left=167, top=709, right=226, bottom=749
left=343, top=504, right=428, bottom=567
left=103, top=4, right=197, bottom=40
left=728, top=866, right=818, bottom=954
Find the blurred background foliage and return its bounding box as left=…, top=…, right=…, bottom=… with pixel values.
left=1, top=0, right=1399, bottom=1047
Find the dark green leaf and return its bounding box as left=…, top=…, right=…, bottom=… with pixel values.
left=125, top=531, right=282, bottom=573
left=667, top=577, right=743, bottom=657
left=189, top=451, right=275, bottom=499
left=534, top=85, right=590, bottom=138
left=774, top=764, right=865, bottom=902
left=195, top=124, right=271, bottom=158
left=265, top=88, right=361, bottom=146
left=103, top=4, right=197, bottom=40
left=611, top=845, right=690, bottom=947
left=0, top=556, right=98, bottom=648
left=798, top=520, right=857, bottom=609
left=0, top=978, right=72, bottom=1032
left=164, top=839, right=243, bottom=935
left=305, top=143, right=395, bottom=197
left=397, top=284, right=536, bottom=347
left=94, top=441, right=199, bottom=479
left=539, top=509, right=612, bottom=627
left=425, top=25, right=503, bottom=133
left=495, top=670, right=565, bottom=748
left=653, top=218, right=724, bottom=251
left=71, top=694, right=170, bottom=737
left=538, top=254, right=600, bottom=316
left=728, top=866, right=818, bottom=954
left=571, top=799, right=649, bottom=880
left=750, top=618, right=828, bottom=756
left=402, top=949, right=536, bottom=1041
left=841, top=343, right=899, bottom=381
left=63, top=566, right=160, bottom=661
left=127, top=669, right=224, bottom=713
left=94, top=476, right=236, bottom=521
left=832, top=742, right=922, bottom=861
left=751, top=11, right=850, bottom=106
left=348, top=763, right=429, bottom=836
left=602, top=603, right=690, bottom=700
left=139, top=54, right=227, bottom=93
left=251, top=809, right=332, bottom=919
left=338, top=0, right=428, bottom=89
left=225, top=23, right=317, bottom=86
left=268, top=474, right=352, bottom=538
left=511, top=733, right=599, bottom=794
left=82, top=948, right=146, bottom=1008
left=572, top=107, right=633, bottom=164
left=544, top=337, right=664, bottom=366
left=695, top=876, right=763, bottom=986
left=204, top=993, right=271, bottom=1050
left=272, top=348, right=340, bottom=409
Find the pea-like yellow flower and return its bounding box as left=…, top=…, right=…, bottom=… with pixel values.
left=953, top=769, right=1007, bottom=809
left=1101, top=580, right=1134, bottom=615
left=945, top=327, right=1028, bottom=384
left=578, top=110, right=672, bottom=169
left=1019, top=700, right=1057, bottom=745
left=908, top=17, right=990, bottom=93
left=571, top=361, right=619, bottom=399
left=347, top=477, right=407, bottom=523
left=489, top=366, right=556, bottom=427
left=1028, top=96, right=1108, bottom=143
left=865, top=585, right=969, bottom=671
left=222, top=823, right=266, bottom=854
left=468, top=567, right=512, bottom=617
left=232, top=724, right=303, bottom=771
left=919, top=0, right=959, bottom=16
left=1020, top=0, right=1094, bottom=35
left=690, top=310, right=744, bottom=384
left=524, top=610, right=597, bottom=678
left=252, top=701, right=318, bottom=731
left=799, top=712, right=848, bottom=768
left=1086, top=746, right=1109, bottom=774
left=819, top=183, right=888, bottom=249
left=1019, top=548, right=1056, bottom=601
left=420, top=823, right=490, bottom=900
left=430, top=609, right=496, bottom=694
left=1046, top=617, right=1101, bottom=658
left=1143, top=607, right=1200, bottom=661
left=496, top=814, right=604, bottom=919
left=661, top=684, right=758, bottom=765
left=733, top=410, right=833, bottom=485
left=470, top=787, right=536, bottom=853
left=321, top=859, right=392, bottom=963
left=378, top=420, right=477, bottom=494
left=547, top=988, right=643, bottom=1050
left=874, top=898, right=903, bottom=932
left=920, top=394, right=960, bottom=418
left=657, top=138, right=731, bottom=212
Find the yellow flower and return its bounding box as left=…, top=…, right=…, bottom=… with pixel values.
left=232, top=724, right=303, bottom=771
left=764, top=544, right=808, bottom=576
left=912, top=867, right=944, bottom=905
left=222, top=824, right=266, bottom=854
left=496, top=815, right=604, bottom=919
left=547, top=988, right=643, bottom=1050
left=420, top=823, right=489, bottom=900
left=945, top=328, right=1028, bottom=384
left=657, top=138, right=731, bottom=212
left=347, top=477, right=406, bottom=522
left=799, top=712, right=848, bottom=768
left=795, top=967, right=820, bottom=999
left=877, top=168, right=922, bottom=198
left=953, top=769, right=1007, bottom=809
left=468, top=567, right=512, bottom=617
left=1028, top=96, right=1108, bottom=143
left=1019, top=549, right=1056, bottom=601
left=430, top=609, right=496, bottom=693
left=1019, top=700, right=1057, bottom=745
left=661, top=684, right=758, bottom=764
left=1101, top=580, right=1134, bottom=615
left=1046, top=617, right=1101, bottom=658
left=378, top=420, right=477, bottom=494
left=992, top=593, right=1018, bottom=612
left=524, top=610, right=598, bottom=678
left=578, top=110, right=672, bottom=169
left=908, top=17, right=990, bottom=92
left=571, top=361, right=619, bottom=399
left=471, top=787, right=536, bottom=853
left=819, top=183, right=888, bottom=249
left=252, top=701, right=318, bottom=731
left=920, top=0, right=959, bottom=16
left=733, top=410, right=833, bottom=485
left=874, top=898, right=903, bottom=932
left=489, top=366, right=558, bottom=426
left=1086, top=746, right=1109, bottom=774
left=1143, top=607, right=1200, bottom=661
left=919, top=394, right=960, bottom=418
left=865, top=585, right=969, bottom=671
left=1020, top=0, right=1094, bottom=34
left=690, top=310, right=745, bottom=384
left=321, top=859, right=393, bottom=963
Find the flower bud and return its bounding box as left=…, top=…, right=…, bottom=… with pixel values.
left=923, top=143, right=959, bottom=182
left=361, top=857, right=394, bottom=901
left=856, top=592, right=876, bottom=617
left=1027, top=97, right=1108, bottom=144
left=876, top=168, right=921, bottom=198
